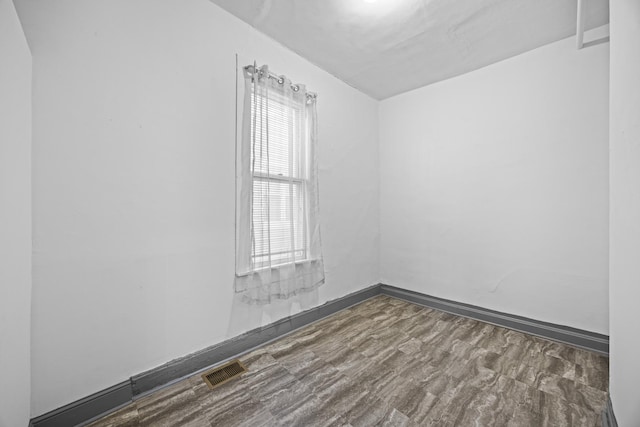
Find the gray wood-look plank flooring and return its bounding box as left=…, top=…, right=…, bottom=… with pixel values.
left=87, top=295, right=609, bottom=426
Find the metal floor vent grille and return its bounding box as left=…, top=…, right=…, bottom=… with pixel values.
left=201, top=359, right=247, bottom=390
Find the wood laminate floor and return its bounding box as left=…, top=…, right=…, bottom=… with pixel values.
left=88, top=295, right=609, bottom=427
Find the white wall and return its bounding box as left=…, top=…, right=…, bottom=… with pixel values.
left=0, top=0, right=32, bottom=425
left=16, top=0, right=379, bottom=416
left=609, top=0, right=640, bottom=424
left=379, top=26, right=610, bottom=334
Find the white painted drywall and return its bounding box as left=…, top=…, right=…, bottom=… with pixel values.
left=609, top=0, right=640, bottom=424
left=379, top=26, right=610, bottom=334
left=0, top=0, right=32, bottom=425
left=16, top=0, right=379, bottom=416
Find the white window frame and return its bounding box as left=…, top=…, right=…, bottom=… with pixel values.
left=248, top=91, right=311, bottom=271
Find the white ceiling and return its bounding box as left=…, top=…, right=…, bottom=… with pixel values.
left=211, top=0, right=609, bottom=99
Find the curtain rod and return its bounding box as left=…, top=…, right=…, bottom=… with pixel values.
left=244, top=64, right=318, bottom=100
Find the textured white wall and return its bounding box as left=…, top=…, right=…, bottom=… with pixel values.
left=609, top=0, right=640, bottom=425
left=17, top=0, right=379, bottom=416
left=379, top=26, right=610, bottom=334
left=0, top=0, right=32, bottom=425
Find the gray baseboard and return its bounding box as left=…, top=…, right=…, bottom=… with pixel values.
left=131, top=283, right=381, bottom=396
left=30, top=282, right=609, bottom=426
left=30, top=284, right=381, bottom=427
left=601, top=396, right=618, bottom=427
left=29, top=381, right=132, bottom=427
left=380, top=284, right=609, bottom=355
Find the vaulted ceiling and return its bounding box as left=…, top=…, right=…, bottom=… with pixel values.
left=211, top=0, right=609, bottom=99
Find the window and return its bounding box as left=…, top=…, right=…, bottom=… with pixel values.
left=235, top=63, right=324, bottom=303
left=250, top=89, right=309, bottom=269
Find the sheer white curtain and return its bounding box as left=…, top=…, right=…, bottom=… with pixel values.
left=235, top=64, right=325, bottom=304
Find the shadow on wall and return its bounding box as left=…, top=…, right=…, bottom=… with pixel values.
left=226, top=286, right=320, bottom=338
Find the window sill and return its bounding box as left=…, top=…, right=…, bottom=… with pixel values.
left=236, top=258, right=319, bottom=277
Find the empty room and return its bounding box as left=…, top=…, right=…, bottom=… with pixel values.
left=2, top=0, right=639, bottom=426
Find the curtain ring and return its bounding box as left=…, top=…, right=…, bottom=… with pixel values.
left=292, top=85, right=300, bottom=92
left=277, top=77, right=285, bottom=84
